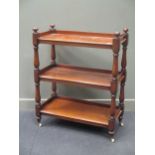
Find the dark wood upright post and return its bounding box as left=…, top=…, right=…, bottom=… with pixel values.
left=33, top=28, right=42, bottom=127
left=119, top=28, right=128, bottom=126
left=49, top=24, right=57, bottom=97
left=108, top=32, right=120, bottom=142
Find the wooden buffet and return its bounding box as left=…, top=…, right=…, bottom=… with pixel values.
left=32, top=25, right=128, bottom=142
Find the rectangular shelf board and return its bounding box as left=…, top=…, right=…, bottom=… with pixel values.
left=39, top=64, right=116, bottom=89
left=38, top=30, right=116, bottom=48
left=40, top=96, right=122, bottom=127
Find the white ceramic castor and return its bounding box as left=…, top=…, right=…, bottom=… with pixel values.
left=120, top=122, right=124, bottom=127
left=38, top=123, right=42, bottom=127
left=111, top=138, right=115, bottom=143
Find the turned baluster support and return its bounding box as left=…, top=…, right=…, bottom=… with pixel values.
left=119, top=28, right=128, bottom=124
left=108, top=32, right=120, bottom=137
left=49, top=24, right=57, bottom=97
left=33, top=28, right=42, bottom=126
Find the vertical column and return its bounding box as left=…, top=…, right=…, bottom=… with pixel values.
left=108, top=32, right=120, bottom=142
left=119, top=28, right=128, bottom=125
left=33, top=28, right=42, bottom=126
left=49, top=24, right=57, bottom=97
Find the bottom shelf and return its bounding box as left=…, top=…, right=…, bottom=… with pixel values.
left=40, top=97, right=122, bottom=127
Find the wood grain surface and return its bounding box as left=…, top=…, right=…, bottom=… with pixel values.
left=41, top=96, right=122, bottom=127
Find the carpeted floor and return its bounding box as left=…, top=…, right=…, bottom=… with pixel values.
left=19, top=110, right=135, bottom=155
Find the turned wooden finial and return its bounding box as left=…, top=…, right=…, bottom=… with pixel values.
left=123, top=28, right=128, bottom=33
left=115, top=32, right=120, bottom=37
left=33, top=27, right=39, bottom=34
left=49, top=24, right=55, bottom=31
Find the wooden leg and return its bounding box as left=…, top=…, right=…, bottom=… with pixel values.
left=108, top=115, right=115, bottom=142
left=35, top=82, right=42, bottom=127
left=35, top=106, right=41, bottom=126
left=108, top=98, right=116, bottom=140
left=33, top=28, right=42, bottom=127
left=108, top=92, right=116, bottom=140
left=51, top=45, right=56, bottom=65
left=50, top=45, right=57, bottom=97
left=119, top=28, right=128, bottom=125
left=108, top=116, right=115, bottom=133
left=119, top=79, right=125, bottom=126
left=109, top=32, right=120, bottom=139
left=51, top=81, right=57, bottom=97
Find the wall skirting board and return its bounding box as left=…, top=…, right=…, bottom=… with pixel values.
left=19, top=98, right=135, bottom=111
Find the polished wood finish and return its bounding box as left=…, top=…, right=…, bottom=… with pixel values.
left=108, top=32, right=120, bottom=135
left=39, top=64, right=124, bottom=89
left=38, top=30, right=125, bottom=49
left=41, top=96, right=122, bottom=127
left=33, top=28, right=41, bottom=123
left=32, top=25, right=128, bottom=139
left=50, top=44, right=57, bottom=97
left=119, top=28, right=128, bottom=123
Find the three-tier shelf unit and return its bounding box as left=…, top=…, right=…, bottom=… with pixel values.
left=32, top=25, right=128, bottom=142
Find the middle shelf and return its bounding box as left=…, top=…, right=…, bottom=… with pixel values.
left=39, top=64, right=123, bottom=89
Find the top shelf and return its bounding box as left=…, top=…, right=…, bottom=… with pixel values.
left=36, top=29, right=127, bottom=49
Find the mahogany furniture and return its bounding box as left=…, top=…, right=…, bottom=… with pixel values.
left=32, top=25, right=128, bottom=142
